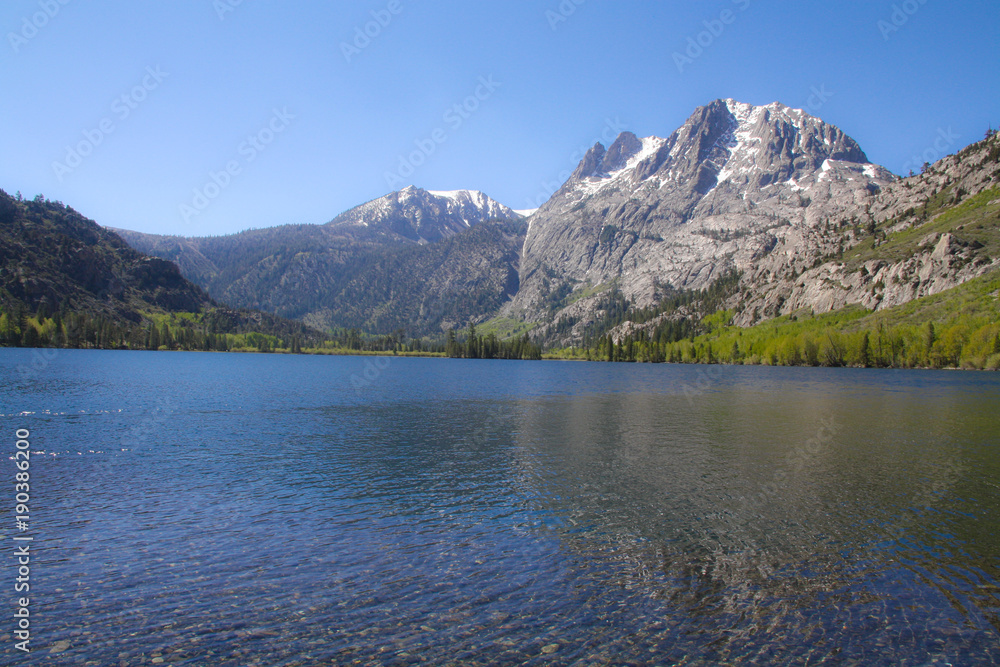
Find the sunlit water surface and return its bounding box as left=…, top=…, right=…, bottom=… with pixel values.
left=1, top=350, right=999, bottom=665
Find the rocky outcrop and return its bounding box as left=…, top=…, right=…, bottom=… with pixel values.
left=734, top=134, right=1000, bottom=326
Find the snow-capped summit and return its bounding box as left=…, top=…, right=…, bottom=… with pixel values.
left=562, top=99, right=889, bottom=203
left=508, top=98, right=897, bottom=323
left=328, top=186, right=522, bottom=244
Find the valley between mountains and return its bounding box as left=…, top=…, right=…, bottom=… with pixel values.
left=4, top=98, right=1000, bottom=367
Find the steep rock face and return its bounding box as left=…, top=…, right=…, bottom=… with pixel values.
left=506, top=99, right=894, bottom=332
left=735, top=134, right=1000, bottom=325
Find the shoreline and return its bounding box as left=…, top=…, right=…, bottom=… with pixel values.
left=2, top=344, right=994, bottom=372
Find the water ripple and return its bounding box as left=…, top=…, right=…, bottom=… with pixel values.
left=1, top=351, right=998, bottom=665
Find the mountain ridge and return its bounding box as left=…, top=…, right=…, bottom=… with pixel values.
left=116, top=187, right=526, bottom=335
left=505, top=98, right=897, bottom=339
left=0, top=189, right=334, bottom=350
left=107, top=98, right=999, bottom=345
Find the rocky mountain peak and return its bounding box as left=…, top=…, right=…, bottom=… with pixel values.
left=571, top=143, right=607, bottom=181
left=552, top=100, right=877, bottom=219
left=507, top=98, right=898, bottom=329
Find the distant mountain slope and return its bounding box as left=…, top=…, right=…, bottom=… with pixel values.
left=329, top=186, right=521, bottom=243
left=0, top=189, right=332, bottom=349
left=0, top=190, right=208, bottom=322
left=299, top=218, right=526, bottom=334
left=117, top=187, right=526, bottom=336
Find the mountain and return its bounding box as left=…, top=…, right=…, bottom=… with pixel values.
left=0, top=190, right=208, bottom=322
left=735, top=128, right=1000, bottom=326
left=116, top=187, right=526, bottom=335
left=108, top=99, right=998, bottom=349
left=328, top=186, right=520, bottom=243
left=573, top=129, right=1000, bottom=354
left=0, top=189, right=331, bottom=349
left=504, top=99, right=897, bottom=336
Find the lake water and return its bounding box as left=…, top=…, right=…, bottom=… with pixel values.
left=1, top=349, right=999, bottom=665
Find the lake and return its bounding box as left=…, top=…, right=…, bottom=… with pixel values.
left=1, top=349, right=999, bottom=665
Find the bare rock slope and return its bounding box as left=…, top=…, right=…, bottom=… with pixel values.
left=506, top=99, right=999, bottom=343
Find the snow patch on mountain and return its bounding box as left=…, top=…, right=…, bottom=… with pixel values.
left=576, top=136, right=668, bottom=196
left=328, top=186, right=521, bottom=243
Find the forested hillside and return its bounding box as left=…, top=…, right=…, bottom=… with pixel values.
left=119, top=218, right=527, bottom=337
left=0, top=189, right=332, bottom=353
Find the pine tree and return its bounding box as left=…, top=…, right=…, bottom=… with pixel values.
left=147, top=324, right=160, bottom=350
left=21, top=323, right=40, bottom=348
left=859, top=332, right=871, bottom=368
left=465, top=323, right=478, bottom=359
left=160, top=323, right=173, bottom=350
left=0, top=313, right=16, bottom=346
left=923, top=322, right=936, bottom=365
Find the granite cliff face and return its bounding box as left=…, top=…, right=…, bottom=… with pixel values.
left=505, top=99, right=897, bottom=338
left=735, top=134, right=1000, bottom=327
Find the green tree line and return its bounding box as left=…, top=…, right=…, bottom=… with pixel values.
left=445, top=323, right=542, bottom=360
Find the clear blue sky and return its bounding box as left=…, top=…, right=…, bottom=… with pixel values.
left=1, top=0, right=997, bottom=236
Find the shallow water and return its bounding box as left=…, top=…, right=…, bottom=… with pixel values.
left=1, top=350, right=998, bottom=665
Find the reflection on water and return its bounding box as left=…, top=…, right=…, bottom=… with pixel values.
left=509, top=389, right=999, bottom=663
left=1, top=351, right=998, bottom=665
